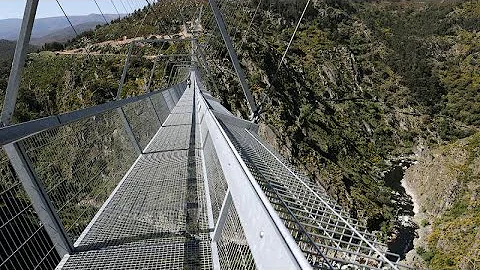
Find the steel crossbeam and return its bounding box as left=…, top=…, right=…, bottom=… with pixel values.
left=208, top=0, right=257, bottom=117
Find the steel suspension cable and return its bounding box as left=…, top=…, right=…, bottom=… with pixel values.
left=110, top=0, right=121, bottom=19
left=277, top=0, right=310, bottom=71
left=146, top=41, right=168, bottom=92
left=119, top=0, right=129, bottom=15
left=245, top=0, right=262, bottom=38
left=118, top=0, right=161, bottom=96
left=125, top=0, right=134, bottom=13
left=93, top=0, right=109, bottom=24
left=132, top=1, right=154, bottom=38
left=131, top=0, right=140, bottom=10
left=55, top=0, right=78, bottom=36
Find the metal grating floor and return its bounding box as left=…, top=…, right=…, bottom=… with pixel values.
left=163, top=113, right=193, bottom=127
left=58, top=87, right=212, bottom=269
left=219, top=119, right=409, bottom=269
left=144, top=125, right=191, bottom=152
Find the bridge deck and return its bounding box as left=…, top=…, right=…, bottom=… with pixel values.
left=58, top=86, right=213, bottom=269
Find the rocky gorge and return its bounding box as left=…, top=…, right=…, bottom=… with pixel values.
left=204, top=1, right=480, bottom=269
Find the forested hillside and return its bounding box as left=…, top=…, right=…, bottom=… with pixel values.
left=0, top=0, right=478, bottom=269
left=0, top=1, right=199, bottom=123
left=0, top=40, right=37, bottom=110
left=200, top=1, right=479, bottom=268
left=0, top=40, right=19, bottom=95
left=404, top=132, right=480, bottom=269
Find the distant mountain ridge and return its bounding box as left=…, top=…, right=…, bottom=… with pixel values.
left=30, top=22, right=103, bottom=45
left=0, top=14, right=123, bottom=44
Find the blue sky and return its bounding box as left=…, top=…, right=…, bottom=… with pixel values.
left=0, top=0, right=148, bottom=20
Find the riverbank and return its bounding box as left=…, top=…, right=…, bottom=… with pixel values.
left=402, top=166, right=429, bottom=269
left=399, top=132, right=480, bottom=269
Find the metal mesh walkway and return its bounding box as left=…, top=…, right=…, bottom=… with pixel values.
left=57, top=86, right=213, bottom=270
left=214, top=112, right=409, bottom=269
left=0, top=70, right=415, bottom=269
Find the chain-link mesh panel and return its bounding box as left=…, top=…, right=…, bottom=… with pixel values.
left=169, top=87, right=180, bottom=104
left=220, top=122, right=411, bottom=269
left=0, top=149, right=60, bottom=269
left=150, top=91, right=172, bottom=124
left=216, top=203, right=256, bottom=270
left=20, top=109, right=137, bottom=242
left=122, top=98, right=161, bottom=150
left=202, top=135, right=227, bottom=223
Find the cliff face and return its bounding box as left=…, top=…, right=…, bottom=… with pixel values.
left=205, top=0, right=479, bottom=243
left=404, top=132, right=480, bottom=270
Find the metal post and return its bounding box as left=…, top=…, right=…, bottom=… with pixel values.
left=117, top=108, right=142, bottom=154
left=0, top=0, right=74, bottom=258
left=161, top=60, right=170, bottom=88
left=172, top=68, right=180, bottom=86
left=146, top=56, right=158, bottom=93
left=212, top=190, right=232, bottom=242
left=197, top=5, right=203, bottom=25
left=167, top=65, right=176, bottom=87
left=146, top=41, right=168, bottom=93
left=1, top=0, right=39, bottom=125
left=117, top=41, right=134, bottom=98
left=148, top=96, right=161, bottom=124
left=116, top=42, right=142, bottom=155
left=208, top=0, right=257, bottom=117
left=4, top=142, right=74, bottom=257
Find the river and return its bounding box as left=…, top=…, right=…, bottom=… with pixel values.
left=382, top=161, right=417, bottom=261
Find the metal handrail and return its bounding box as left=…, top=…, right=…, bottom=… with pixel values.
left=244, top=129, right=401, bottom=270
left=195, top=71, right=312, bottom=269
left=0, top=82, right=186, bottom=146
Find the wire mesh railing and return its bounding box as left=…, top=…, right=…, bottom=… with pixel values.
left=20, top=109, right=138, bottom=240
left=198, top=97, right=257, bottom=270
left=0, top=82, right=187, bottom=268
left=122, top=98, right=161, bottom=150
left=0, top=150, right=59, bottom=270
left=218, top=120, right=412, bottom=270
left=216, top=204, right=256, bottom=270
left=196, top=69, right=314, bottom=269
left=201, top=135, right=228, bottom=223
